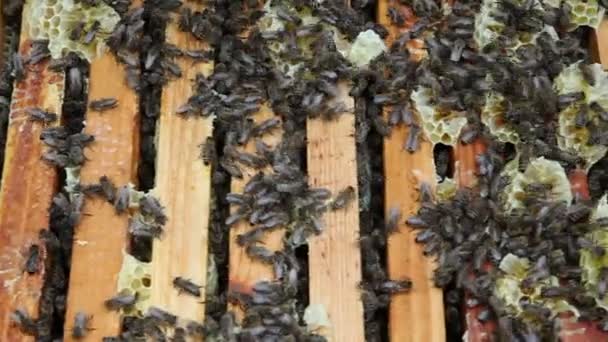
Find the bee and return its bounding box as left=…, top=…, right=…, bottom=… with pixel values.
left=592, top=102, right=608, bottom=121
left=72, top=312, right=93, bottom=339
left=139, top=196, right=167, bottom=225
left=219, top=157, right=243, bottom=179
left=162, top=59, right=182, bottom=78
left=28, top=40, right=50, bottom=64
left=574, top=104, right=589, bottom=128
left=89, top=98, right=119, bottom=112
left=219, top=312, right=237, bottom=342
left=27, top=107, right=57, bottom=123
left=387, top=6, right=405, bottom=26
left=386, top=206, right=401, bottom=233
left=172, top=327, right=187, bottom=342
left=375, top=279, right=412, bottom=294
left=371, top=114, right=392, bottom=137
left=98, top=175, right=116, bottom=202
left=405, top=125, right=420, bottom=153
left=236, top=227, right=265, bottom=247
left=173, top=277, right=202, bottom=297
left=406, top=215, right=428, bottom=229
left=145, top=306, right=177, bottom=326
left=10, top=309, right=37, bottom=335
left=105, top=292, right=137, bottom=311
left=330, top=186, right=356, bottom=210
left=577, top=236, right=607, bottom=257
left=246, top=244, right=275, bottom=264
left=24, top=244, right=40, bottom=274
left=83, top=21, right=101, bottom=45
left=114, top=186, right=130, bottom=214
left=252, top=117, right=281, bottom=137
left=557, top=91, right=585, bottom=109
left=198, top=137, right=216, bottom=167
left=70, top=22, right=86, bottom=41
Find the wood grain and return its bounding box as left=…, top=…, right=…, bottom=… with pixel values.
left=377, top=1, right=446, bottom=341
left=454, top=140, right=498, bottom=342
left=63, top=31, right=140, bottom=342
left=228, top=103, right=284, bottom=319
left=149, top=0, right=214, bottom=323
left=306, top=82, right=364, bottom=341
left=591, top=18, right=608, bottom=69
left=0, top=1, right=64, bottom=339
left=556, top=21, right=608, bottom=342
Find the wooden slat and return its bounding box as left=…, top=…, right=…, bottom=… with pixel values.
left=377, top=1, right=445, bottom=341
left=557, top=22, right=608, bottom=342
left=307, top=82, right=364, bottom=341
left=0, top=1, right=64, bottom=339
left=149, top=0, right=214, bottom=322
left=591, top=18, right=608, bottom=68
left=228, top=103, right=283, bottom=318
left=455, top=140, right=498, bottom=342
left=64, top=18, right=140, bottom=342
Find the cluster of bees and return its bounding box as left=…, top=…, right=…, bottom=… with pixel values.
left=8, top=0, right=608, bottom=339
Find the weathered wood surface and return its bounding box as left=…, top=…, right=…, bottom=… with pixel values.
left=150, top=0, right=214, bottom=323
left=307, top=82, right=365, bottom=341
left=591, top=18, right=608, bottom=68
left=377, top=1, right=445, bottom=341
left=228, top=104, right=284, bottom=320
left=63, top=28, right=140, bottom=342
left=0, top=1, right=64, bottom=340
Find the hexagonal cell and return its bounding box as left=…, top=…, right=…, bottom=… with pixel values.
left=117, top=252, right=152, bottom=316
left=481, top=92, right=519, bottom=144
left=555, top=63, right=608, bottom=168
left=29, top=0, right=120, bottom=61
left=502, top=157, right=572, bottom=212
left=564, top=0, right=605, bottom=29
left=411, top=87, right=467, bottom=146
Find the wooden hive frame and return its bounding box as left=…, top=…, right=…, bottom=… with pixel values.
left=63, top=1, right=142, bottom=338
left=148, top=0, right=214, bottom=325
left=0, top=1, right=606, bottom=341
left=377, top=1, right=445, bottom=341
left=0, top=1, right=65, bottom=339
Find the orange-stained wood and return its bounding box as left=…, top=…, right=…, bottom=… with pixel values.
left=559, top=170, right=608, bottom=340
left=307, top=82, right=365, bottom=341
left=150, top=0, right=214, bottom=322
left=64, top=13, right=140, bottom=341
left=553, top=19, right=608, bottom=342
left=0, top=1, right=64, bottom=339
left=228, top=103, right=284, bottom=319
left=454, top=140, right=498, bottom=342
left=378, top=1, right=446, bottom=341
left=590, top=19, right=608, bottom=69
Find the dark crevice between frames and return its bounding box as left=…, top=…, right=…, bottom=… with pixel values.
left=129, top=0, right=169, bottom=263
left=40, top=54, right=89, bottom=341
left=356, top=96, right=389, bottom=342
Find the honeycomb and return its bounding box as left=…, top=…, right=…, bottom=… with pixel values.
left=435, top=178, right=457, bottom=201
left=29, top=0, right=120, bottom=61
left=117, top=252, right=151, bottom=316
left=347, top=30, right=386, bottom=68
left=555, top=63, right=608, bottom=168
left=502, top=157, right=572, bottom=212
left=580, top=195, right=608, bottom=310
left=411, top=87, right=468, bottom=146
left=495, top=253, right=579, bottom=319
left=565, top=0, right=605, bottom=29
left=474, top=0, right=503, bottom=49
left=481, top=92, right=519, bottom=144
